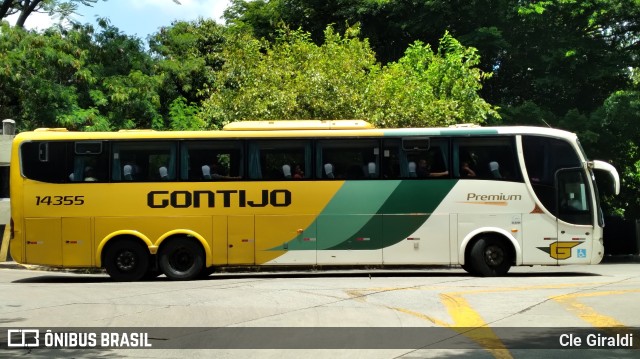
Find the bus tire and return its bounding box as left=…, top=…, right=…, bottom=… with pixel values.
left=159, top=239, right=204, bottom=281
left=468, top=237, right=512, bottom=277
left=104, top=240, right=149, bottom=282
left=461, top=263, right=477, bottom=276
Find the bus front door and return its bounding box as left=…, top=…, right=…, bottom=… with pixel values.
left=555, top=168, right=594, bottom=264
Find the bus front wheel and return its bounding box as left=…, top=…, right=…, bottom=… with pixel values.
left=468, top=237, right=512, bottom=277
left=104, top=240, right=150, bottom=282
left=159, top=239, right=204, bottom=281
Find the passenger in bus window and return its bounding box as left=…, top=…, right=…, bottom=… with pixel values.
left=459, top=151, right=477, bottom=178
left=203, top=161, right=241, bottom=180
left=293, top=164, right=304, bottom=179
left=460, top=160, right=477, bottom=177
left=417, top=159, right=448, bottom=178
left=84, top=167, right=98, bottom=182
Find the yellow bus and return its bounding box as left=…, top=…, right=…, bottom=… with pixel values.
left=9, top=120, right=620, bottom=281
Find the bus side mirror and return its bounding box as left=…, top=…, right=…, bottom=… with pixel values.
left=590, top=160, right=620, bottom=195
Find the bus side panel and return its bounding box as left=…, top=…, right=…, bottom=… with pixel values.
left=521, top=213, right=558, bottom=265
left=449, top=214, right=458, bottom=264
left=62, top=217, right=92, bottom=267
left=227, top=215, right=254, bottom=265
left=316, top=214, right=383, bottom=265
left=557, top=220, right=593, bottom=265
left=382, top=214, right=449, bottom=265
left=255, top=215, right=316, bottom=265
left=212, top=215, right=228, bottom=266
left=457, top=213, right=522, bottom=262
left=25, top=218, right=62, bottom=266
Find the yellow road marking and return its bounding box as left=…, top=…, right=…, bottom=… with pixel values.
left=553, top=289, right=640, bottom=328
left=345, top=283, right=639, bottom=358
left=384, top=292, right=513, bottom=358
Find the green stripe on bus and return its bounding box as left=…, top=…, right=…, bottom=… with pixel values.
left=274, top=181, right=400, bottom=251
left=275, top=180, right=457, bottom=251
left=326, top=180, right=457, bottom=250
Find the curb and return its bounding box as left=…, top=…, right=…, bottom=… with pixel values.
left=0, top=261, right=105, bottom=273
left=1, top=257, right=638, bottom=273
left=0, top=261, right=32, bottom=270
left=601, top=255, right=640, bottom=263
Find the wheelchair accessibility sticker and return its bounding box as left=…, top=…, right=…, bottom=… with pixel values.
left=577, top=249, right=587, bottom=258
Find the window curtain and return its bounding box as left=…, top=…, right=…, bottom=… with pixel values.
left=168, top=143, right=177, bottom=180
left=112, top=143, right=122, bottom=180
left=315, top=142, right=324, bottom=178
left=72, top=156, right=86, bottom=182
left=398, top=146, right=409, bottom=178
left=180, top=143, right=190, bottom=180
left=304, top=141, right=312, bottom=177
left=248, top=143, right=262, bottom=179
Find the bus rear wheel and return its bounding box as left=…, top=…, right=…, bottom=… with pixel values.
left=159, top=239, right=204, bottom=281
left=468, top=237, right=512, bottom=277
left=104, top=240, right=149, bottom=282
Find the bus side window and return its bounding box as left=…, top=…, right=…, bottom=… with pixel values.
left=317, top=139, right=380, bottom=180
left=453, top=137, right=521, bottom=181
left=248, top=140, right=310, bottom=180
left=73, top=141, right=108, bottom=182
left=20, top=141, right=72, bottom=183
left=112, top=141, right=177, bottom=182
left=522, top=135, right=582, bottom=216
left=403, top=138, right=449, bottom=179
left=381, top=140, right=403, bottom=179
left=180, top=141, right=243, bottom=181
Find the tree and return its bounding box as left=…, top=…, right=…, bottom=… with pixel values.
left=367, top=32, right=497, bottom=128
left=224, top=1, right=639, bottom=117
left=148, top=19, right=229, bottom=129
left=0, top=0, right=102, bottom=28
left=588, top=69, right=640, bottom=217
left=0, top=20, right=162, bottom=131
left=0, top=22, right=90, bottom=129
left=198, top=25, right=377, bottom=128
left=198, top=26, right=497, bottom=129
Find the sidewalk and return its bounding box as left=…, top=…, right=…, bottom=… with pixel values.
left=0, top=261, right=40, bottom=270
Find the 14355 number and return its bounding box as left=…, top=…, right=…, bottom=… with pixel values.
left=35, top=196, right=85, bottom=206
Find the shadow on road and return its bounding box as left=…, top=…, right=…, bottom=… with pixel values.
left=11, top=267, right=602, bottom=284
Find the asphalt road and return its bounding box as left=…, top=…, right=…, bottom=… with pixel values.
left=1, top=261, right=639, bottom=358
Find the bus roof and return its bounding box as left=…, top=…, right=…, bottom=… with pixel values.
left=222, top=120, right=375, bottom=131
left=17, top=122, right=577, bottom=141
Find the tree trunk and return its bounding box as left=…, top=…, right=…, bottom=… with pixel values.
left=16, top=0, right=43, bottom=28
left=0, top=0, right=15, bottom=21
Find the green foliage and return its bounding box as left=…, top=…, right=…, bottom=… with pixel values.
left=199, top=25, right=377, bottom=128
left=199, top=26, right=496, bottom=129
left=0, top=20, right=162, bottom=131
left=149, top=19, right=227, bottom=109
left=591, top=84, right=640, bottom=217
left=169, top=96, right=204, bottom=130
left=368, top=33, right=497, bottom=128
left=0, top=23, right=88, bottom=129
